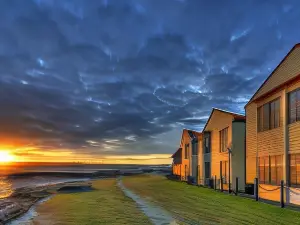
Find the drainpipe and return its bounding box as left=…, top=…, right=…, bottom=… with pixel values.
left=283, top=88, right=289, bottom=203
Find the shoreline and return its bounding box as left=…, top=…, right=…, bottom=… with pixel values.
left=0, top=169, right=171, bottom=224
left=0, top=180, right=93, bottom=224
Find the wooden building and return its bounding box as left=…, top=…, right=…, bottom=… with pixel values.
left=202, top=108, right=246, bottom=191
left=171, top=148, right=182, bottom=177
left=245, top=44, right=300, bottom=203
left=171, top=129, right=202, bottom=184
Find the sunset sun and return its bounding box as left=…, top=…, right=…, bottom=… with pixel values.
left=0, top=151, right=15, bottom=163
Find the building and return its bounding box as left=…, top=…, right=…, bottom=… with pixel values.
left=245, top=44, right=300, bottom=204
left=171, top=129, right=202, bottom=184
left=171, top=148, right=182, bottom=178
left=202, top=108, right=246, bottom=191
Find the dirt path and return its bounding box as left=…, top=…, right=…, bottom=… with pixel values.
left=117, top=178, right=178, bottom=225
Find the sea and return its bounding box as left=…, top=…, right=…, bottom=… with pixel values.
left=0, top=163, right=169, bottom=199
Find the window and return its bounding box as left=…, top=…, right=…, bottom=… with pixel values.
left=290, top=154, right=300, bottom=186
left=289, top=89, right=300, bottom=124
left=204, top=137, right=210, bottom=153
left=259, top=155, right=282, bottom=185
left=257, top=98, right=280, bottom=132
left=221, top=161, right=228, bottom=184
left=185, top=144, right=189, bottom=159
left=219, top=127, right=228, bottom=152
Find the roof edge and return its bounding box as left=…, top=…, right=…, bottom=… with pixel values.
left=202, top=108, right=245, bottom=132
left=245, top=43, right=300, bottom=108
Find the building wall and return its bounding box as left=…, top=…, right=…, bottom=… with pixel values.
left=232, top=121, right=246, bottom=191
left=205, top=110, right=234, bottom=183
left=180, top=130, right=191, bottom=181
left=197, top=139, right=203, bottom=184
left=245, top=102, right=257, bottom=184
left=246, top=73, right=300, bottom=204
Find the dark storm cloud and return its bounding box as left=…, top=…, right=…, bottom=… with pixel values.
left=1, top=0, right=300, bottom=157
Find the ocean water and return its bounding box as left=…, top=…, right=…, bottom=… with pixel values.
left=0, top=164, right=167, bottom=199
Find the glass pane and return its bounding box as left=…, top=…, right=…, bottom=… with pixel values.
left=290, top=155, right=297, bottom=185
left=274, top=99, right=280, bottom=128
left=270, top=102, right=275, bottom=129
left=259, top=157, right=265, bottom=183
left=264, top=156, right=270, bottom=184
left=276, top=155, right=282, bottom=185
left=263, top=104, right=270, bottom=131
left=257, top=107, right=264, bottom=132
left=270, top=156, right=276, bottom=184
left=297, top=90, right=300, bottom=121
left=289, top=92, right=297, bottom=124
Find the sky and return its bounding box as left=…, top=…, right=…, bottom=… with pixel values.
left=0, top=0, right=300, bottom=164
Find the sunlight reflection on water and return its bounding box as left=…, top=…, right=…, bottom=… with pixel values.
left=0, top=176, right=13, bottom=198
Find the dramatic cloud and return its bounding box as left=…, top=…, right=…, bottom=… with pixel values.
left=1, top=0, right=300, bottom=160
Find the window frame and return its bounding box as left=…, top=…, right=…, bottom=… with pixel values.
left=259, top=155, right=282, bottom=185
left=257, top=97, right=281, bottom=132
left=288, top=88, right=300, bottom=124
left=290, top=153, right=300, bottom=187
left=219, top=127, right=229, bottom=153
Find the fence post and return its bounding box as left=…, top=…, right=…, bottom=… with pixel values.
left=220, top=177, right=223, bottom=192
left=254, top=178, right=259, bottom=201
left=235, top=177, right=238, bottom=196
left=280, top=180, right=285, bottom=208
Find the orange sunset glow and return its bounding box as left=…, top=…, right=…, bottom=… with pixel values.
left=0, top=150, right=16, bottom=163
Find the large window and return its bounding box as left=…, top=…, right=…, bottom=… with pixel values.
left=204, top=137, right=210, bottom=153
left=257, top=98, right=280, bottom=132
left=290, top=154, right=300, bottom=186
left=220, top=127, right=228, bottom=152
left=185, top=144, right=189, bottom=159
left=289, top=89, right=300, bottom=124
left=259, top=155, right=282, bottom=185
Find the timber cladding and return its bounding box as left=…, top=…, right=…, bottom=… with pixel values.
left=251, top=45, right=300, bottom=102
left=245, top=103, right=257, bottom=184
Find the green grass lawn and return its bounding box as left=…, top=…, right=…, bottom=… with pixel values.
left=33, top=179, right=151, bottom=225
left=122, top=174, right=300, bottom=225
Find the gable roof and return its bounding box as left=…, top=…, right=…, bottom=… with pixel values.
left=179, top=129, right=202, bottom=147
left=245, top=43, right=300, bottom=107
left=202, top=108, right=245, bottom=131
left=171, top=148, right=182, bottom=158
